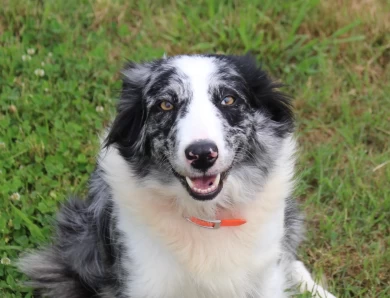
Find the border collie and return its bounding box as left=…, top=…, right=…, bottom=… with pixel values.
left=19, top=54, right=336, bottom=298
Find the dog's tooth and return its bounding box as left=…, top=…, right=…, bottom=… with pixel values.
left=214, top=173, right=221, bottom=186
left=185, top=177, right=194, bottom=188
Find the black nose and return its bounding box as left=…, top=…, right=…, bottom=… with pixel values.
left=185, top=141, right=219, bottom=171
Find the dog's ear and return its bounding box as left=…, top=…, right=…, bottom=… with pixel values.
left=104, top=62, right=151, bottom=151
left=227, top=55, right=294, bottom=126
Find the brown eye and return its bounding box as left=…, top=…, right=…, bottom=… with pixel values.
left=160, top=101, right=174, bottom=111
left=221, top=96, right=235, bottom=106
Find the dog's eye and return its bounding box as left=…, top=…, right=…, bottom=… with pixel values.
left=221, top=96, right=235, bottom=106
left=160, top=101, right=174, bottom=111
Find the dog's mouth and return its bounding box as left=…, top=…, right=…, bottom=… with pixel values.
left=173, top=170, right=228, bottom=201
left=184, top=173, right=226, bottom=200
left=186, top=172, right=221, bottom=193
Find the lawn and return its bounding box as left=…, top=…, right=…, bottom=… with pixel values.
left=0, top=0, right=389, bottom=297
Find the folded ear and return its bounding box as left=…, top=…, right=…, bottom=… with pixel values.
left=226, top=54, right=294, bottom=126
left=104, top=62, right=152, bottom=153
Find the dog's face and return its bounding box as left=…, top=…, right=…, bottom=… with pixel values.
left=106, top=55, right=294, bottom=202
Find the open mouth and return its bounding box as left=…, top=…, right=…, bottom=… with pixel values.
left=185, top=173, right=221, bottom=194
left=179, top=172, right=227, bottom=201
left=185, top=173, right=223, bottom=200
left=170, top=165, right=230, bottom=201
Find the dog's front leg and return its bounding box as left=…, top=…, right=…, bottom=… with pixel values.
left=290, top=261, right=337, bottom=298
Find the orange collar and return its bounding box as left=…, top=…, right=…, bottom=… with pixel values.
left=185, top=216, right=247, bottom=229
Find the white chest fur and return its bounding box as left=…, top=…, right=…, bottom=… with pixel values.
left=99, top=139, right=296, bottom=298
left=115, top=192, right=287, bottom=298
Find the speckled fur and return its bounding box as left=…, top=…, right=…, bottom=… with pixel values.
left=19, top=54, right=335, bottom=298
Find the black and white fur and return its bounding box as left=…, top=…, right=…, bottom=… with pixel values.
left=19, top=54, right=335, bottom=298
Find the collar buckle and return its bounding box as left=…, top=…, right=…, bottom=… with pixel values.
left=185, top=217, right=221, bottom=229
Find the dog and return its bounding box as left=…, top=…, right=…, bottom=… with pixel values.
left=19, top=54, right=336, bottom=298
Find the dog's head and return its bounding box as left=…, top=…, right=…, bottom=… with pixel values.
left=105, top=55, right=294, bottom=203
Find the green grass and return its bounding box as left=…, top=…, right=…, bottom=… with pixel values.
left=1, top=0, right=389, bottom=297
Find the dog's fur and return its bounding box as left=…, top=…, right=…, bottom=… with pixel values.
left=19, top=54, right=335, bottom=298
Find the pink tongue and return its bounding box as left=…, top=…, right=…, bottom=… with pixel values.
left=191, top=175, right=217, bottom=190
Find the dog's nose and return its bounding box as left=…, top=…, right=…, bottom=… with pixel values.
left=185, top=141, right=219, bottom=170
